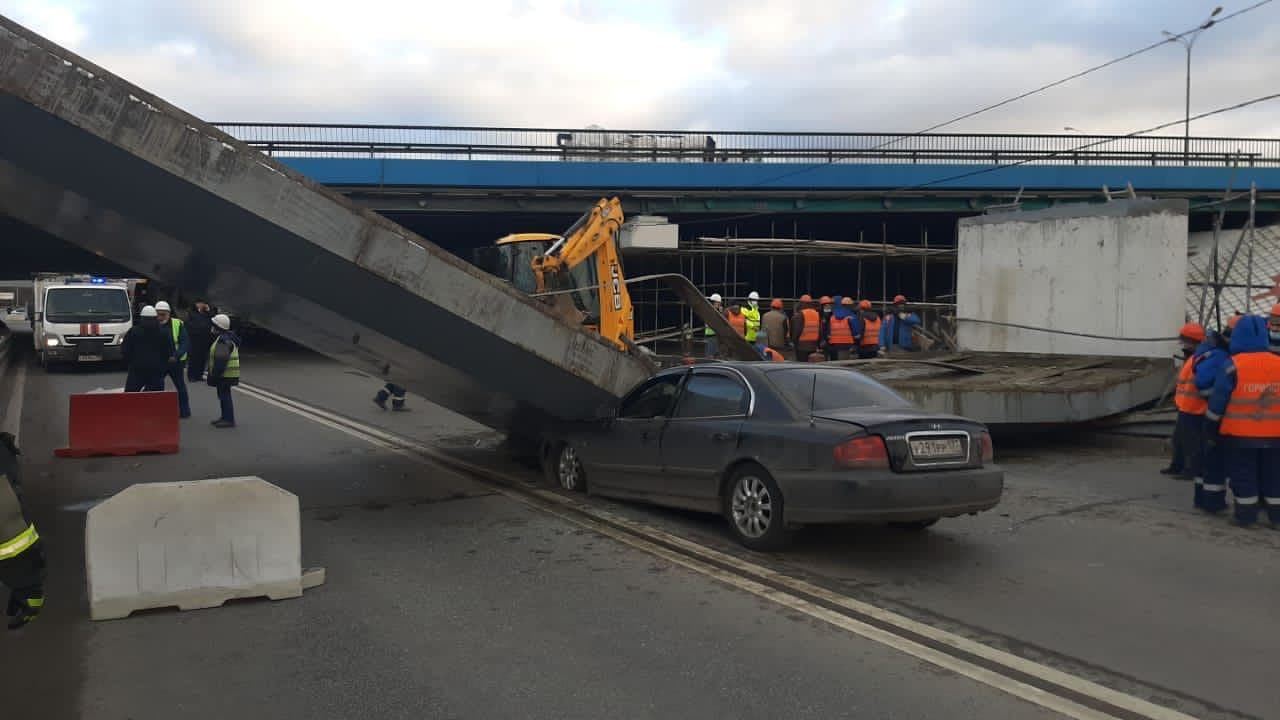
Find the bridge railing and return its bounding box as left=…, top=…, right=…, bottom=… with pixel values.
left=212, top=123, right=1280, bottom=167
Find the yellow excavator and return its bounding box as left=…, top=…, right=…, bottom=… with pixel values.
left=474, top=197, right=758, bottom=360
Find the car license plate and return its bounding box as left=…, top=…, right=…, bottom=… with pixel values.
left=910, top=437, right=964, bottom=459
left=78, top=354, right=102, bottom=362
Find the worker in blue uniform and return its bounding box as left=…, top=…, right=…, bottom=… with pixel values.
left=1205, top=314, right=1280, bottom=527
left=1163, top=323, right=1208, bottom=479
left=1194, top=329, right=1230, bottom=512
left=880, top=295, right=922, bottom=352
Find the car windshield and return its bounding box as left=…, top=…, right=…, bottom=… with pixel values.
left=767, top=367, right=911, bottom=413
left=45, top=287, right=132, bottom=323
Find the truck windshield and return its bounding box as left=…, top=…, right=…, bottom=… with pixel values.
left=45, top=287, right=132, bottom=323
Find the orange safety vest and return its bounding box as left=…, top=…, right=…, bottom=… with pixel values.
left=763, top=347, right=785, bottom=362
left=727, top=312, right=746, bottom=336
left=860, top=317, right=882, bottom=347
left=1174, top=355, right=1208, bottom=415
left=827, top=316, right=854, bottom=346
left=1220, top=352, right=1280, bottom=438
left=798, top=308, right=820, bottom=343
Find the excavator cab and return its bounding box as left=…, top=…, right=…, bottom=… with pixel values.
left=473, top=199, right=633, bottom=350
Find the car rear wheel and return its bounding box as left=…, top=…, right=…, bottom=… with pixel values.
left=889, top=518, right=939, bottom=531
left=725, top=465, right=792, bottom=551
left=556, top=443, right=586, bottom=493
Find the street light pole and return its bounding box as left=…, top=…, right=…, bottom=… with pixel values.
left=1163, top=6, right=1223, bottom=165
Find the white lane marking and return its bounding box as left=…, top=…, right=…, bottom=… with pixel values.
left=2, top=351, right=28, bottom=445
left=235, top=383, right=1198, bottom=720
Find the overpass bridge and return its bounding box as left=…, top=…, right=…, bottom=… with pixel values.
left=214, top=123, right=1280, bottom=216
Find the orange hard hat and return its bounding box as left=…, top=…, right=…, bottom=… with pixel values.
left=893, top=294, right=907, bottom=304
left=1228, top=314, right=1242, bottom=330
left=799, top=294, right=813, bottom=303
left=771, top=298, right=783, bottom=310
left=840, top=296, right=854, bottom=306
left=1178, top=322, right=1205, bottom=343
left=1271, top=304, right=1280, bottom=318
left=859, top=299, right=872, bottom=310
left=819, top=295, right=834, bottom=305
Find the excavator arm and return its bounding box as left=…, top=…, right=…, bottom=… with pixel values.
left=531, top=197, right=634, bottom=350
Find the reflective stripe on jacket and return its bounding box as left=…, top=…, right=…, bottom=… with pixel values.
left=1174, top=355, right=1208, bottom=415
left=209, top=336, right=241, bottom=380
left=1218, top=352, right=1280, bottom=437
left=0, top=477, right=37, bottom=561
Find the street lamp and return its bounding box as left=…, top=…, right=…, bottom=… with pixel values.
left=1163, top=6, right=1223, bottom=164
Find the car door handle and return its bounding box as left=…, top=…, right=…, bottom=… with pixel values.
left=712, top=432, right=734, bottom=442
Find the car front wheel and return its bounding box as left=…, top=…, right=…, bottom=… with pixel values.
left=556, top=443, right=586, bottom=493
left=724, top=465, right=792, bottom=551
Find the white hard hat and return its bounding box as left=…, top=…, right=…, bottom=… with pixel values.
left=748, top=291, right=760, bottom=301
left=709, top=293, right=722, bottom=303
left=154, top=301, right=171, bottom=312
left=212, top=314, right=231, bottom=330
left=140, top=305, right=157, bottom=317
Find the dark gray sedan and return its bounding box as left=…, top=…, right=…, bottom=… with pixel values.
left=550, top=362, right=1002, bottom=550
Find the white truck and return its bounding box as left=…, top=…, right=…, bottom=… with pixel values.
left=32, top=274, right=140, bottom=366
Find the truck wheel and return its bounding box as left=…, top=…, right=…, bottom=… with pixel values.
left=723, top=464, right=792, bottom=551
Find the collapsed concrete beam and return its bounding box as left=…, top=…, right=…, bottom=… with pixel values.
left=0, top=17, right=652, bottom=434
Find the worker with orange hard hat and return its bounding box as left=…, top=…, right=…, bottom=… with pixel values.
left=855, top=299, right=882, bottom=359
left=762, top=298, right=791, bottom=359
left=1164, top=321, right=1209, bottom=481
left=792, top=294, right=821, bottom=361
left=880, top=294, right=922, bottom=353
left=816, top=295, right=836, bottom=354
left=825, top=296, right=858, bottom=360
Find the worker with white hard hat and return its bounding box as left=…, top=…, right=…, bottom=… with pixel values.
left=153, top=301, right=192, bottom=418
left=206, top=313, right=240, bottom=428
left=704, top=293, right=725, bottom=359
left=122, top=305, right=169, bottom=392
left=742, top=291, right=763, bottom=352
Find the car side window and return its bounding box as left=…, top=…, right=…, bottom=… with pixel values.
left=617, top=374, right=684, bottom=420
left=673, top=372, right=749, bottom=419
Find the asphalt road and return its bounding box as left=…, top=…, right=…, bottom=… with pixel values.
left=3, top=343, right=1277, bottom=719
left=3, top=346, right=1061, bottom=720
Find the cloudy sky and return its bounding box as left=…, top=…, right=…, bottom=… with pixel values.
left=5, top=0, right=1279, bottom=136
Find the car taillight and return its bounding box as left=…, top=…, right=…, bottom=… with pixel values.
left=979, top=432, right=994, bottom=464
left=834, top=435, right=889, bottom=469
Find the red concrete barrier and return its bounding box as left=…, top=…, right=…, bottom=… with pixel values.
left=55, top=391, right=180, bottom=458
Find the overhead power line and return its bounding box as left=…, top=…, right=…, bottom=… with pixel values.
left=737, top=0, right=1274, bottom=190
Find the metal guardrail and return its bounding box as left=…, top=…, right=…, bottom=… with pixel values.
left=213, top=123, right=1279, bottom=167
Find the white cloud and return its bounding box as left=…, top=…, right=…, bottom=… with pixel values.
left=4, top=0, right=1279, bottom=136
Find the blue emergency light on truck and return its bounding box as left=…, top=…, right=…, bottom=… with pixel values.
left=31, top=274, right=144, bottom=367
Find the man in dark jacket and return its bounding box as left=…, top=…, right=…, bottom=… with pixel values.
left=185, top=300, right=215, bottom=382
left=1, top=432, right=45, bottom=630
left=207, top=314, right=241, bottom=428
left=122, top=305, right=169, bottom=392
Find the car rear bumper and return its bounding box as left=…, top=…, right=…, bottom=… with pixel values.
left=777, top=466, right=1004, bottom=524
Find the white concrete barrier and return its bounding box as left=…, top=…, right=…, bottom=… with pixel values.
left=85, top=476, right=325, bottom=621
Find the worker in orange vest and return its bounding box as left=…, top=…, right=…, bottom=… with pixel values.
left=826, top=296, right=858, bottom=360
left=856, top=300, right=882, bottom=359
left=726, top=304, right=747, bottom=337
left=792, top=295, right=822, bottom=361
left=816, top=296, right=836, bottom=354
left=1205, top=315, right=1280, bottom=527
left=1166, top=322, right=1207, bottom=481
